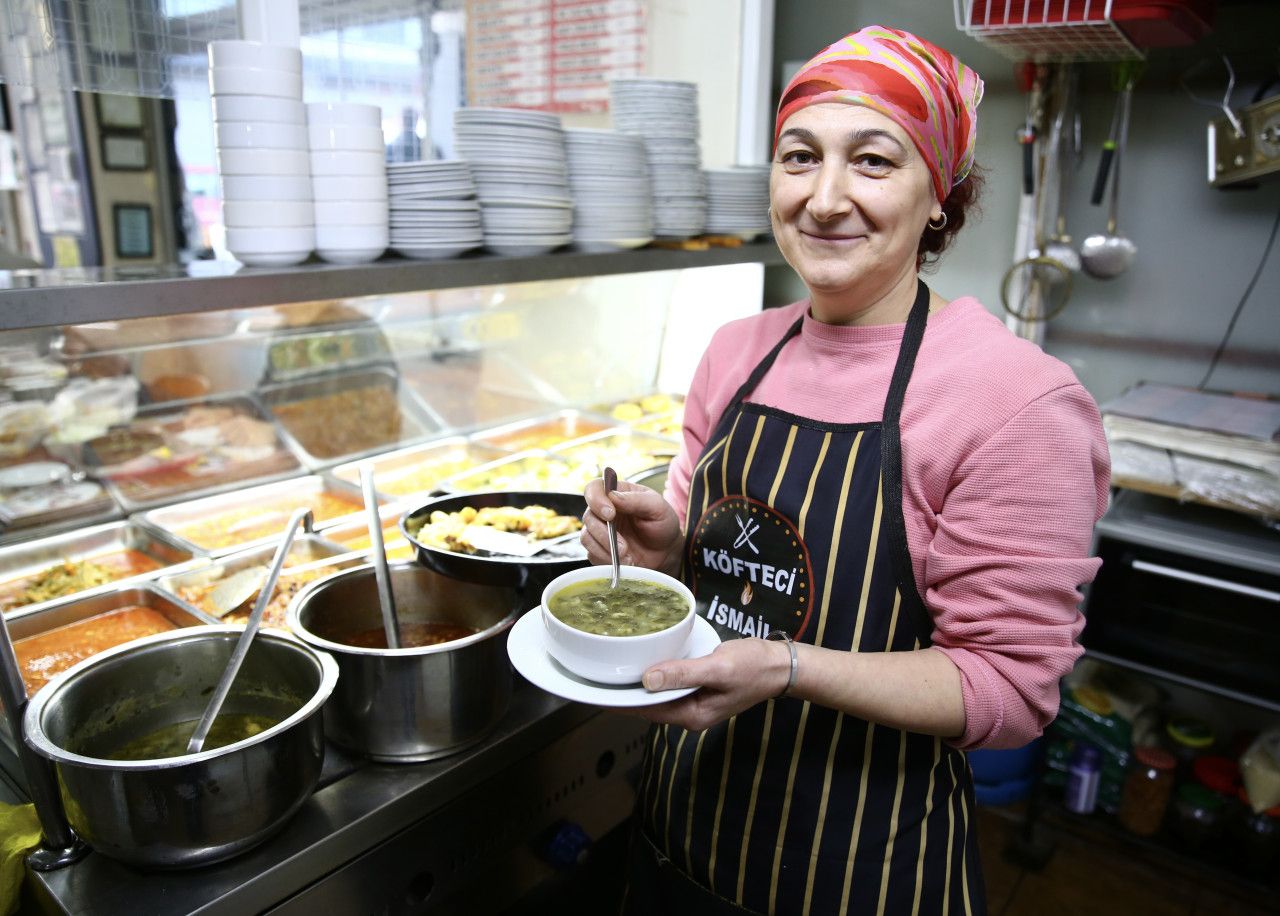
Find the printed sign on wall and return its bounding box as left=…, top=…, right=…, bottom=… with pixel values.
left=466, top=0, right=646, bottom=113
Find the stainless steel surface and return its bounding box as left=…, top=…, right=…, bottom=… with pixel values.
left=628, top=465, right=670, bottom=495
left=437, top=448, right=582, bottom=495
left=89, top=393, right=304, bottom=514
left=23, top=625, right=338, bottom=869
left=259, top=366, right=445, bottom=470
left=5, top=583, right=215, bottom=644
left=0, top=241, right=786, bottom=331
left=467, top=409, right=619, bottom=452
left=288, top=562, right=519, bottom=762
left=328, top=437, right=507, bottom=501
left=0, top=595, right=87, bottom=869
left=26, top=693, right=629, bottom=915
left=360, top=467, right=401, bottom=649
left=0, top=519, right=206, bottom=621
left=187, top=509, right=312, bottom=754
left=548, top=428, right=680, bottom=474
left=266, top=710, right=647, bottom=915
left=135, top=474, right=365, bottom=557
left=152, top=534, right=362, bottom=614
left=604, top=467, right=620, bottom=589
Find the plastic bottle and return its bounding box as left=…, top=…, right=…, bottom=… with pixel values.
left=1064, top=743, right=1102, bottom=815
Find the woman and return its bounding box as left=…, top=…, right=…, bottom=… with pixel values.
left=582, top=25, right=1110, bottom=916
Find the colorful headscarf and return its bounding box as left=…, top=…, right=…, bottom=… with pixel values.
left=774, top=25, right=984, bottom=203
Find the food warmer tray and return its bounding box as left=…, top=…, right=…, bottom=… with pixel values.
left=82, top=393, right=304, bottom=514
left=133, top=475, right=372, bottom=558
left=1, top=582, right=215, bottom=747
left=262, top=324, right=392, bottom=384
left=0, top=520, right=208, bottom=622
left=152, top=533, right=366, bottom=618
left=547, top=428, right=680, bottom=477
left=258, top=365, right=448, bottom=470
left=466, top=409, right=619, bottom=454
left=434, top=449, right=589, bottom=495
left=327, top=436, right=508, bottom=502
left=0, top=485, right=122, bottom=549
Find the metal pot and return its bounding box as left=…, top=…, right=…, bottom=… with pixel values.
left=287, top=561, right=519, bottom=763
left=22, top=625, right=338, bottom=869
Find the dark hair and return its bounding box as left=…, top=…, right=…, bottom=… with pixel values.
left=918, top=162, right=984, bottom=268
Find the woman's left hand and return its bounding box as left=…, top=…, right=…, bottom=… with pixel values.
left=629, top=637, right=792, bottom=731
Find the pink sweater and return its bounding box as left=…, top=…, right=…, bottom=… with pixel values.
left=667, top=297, right=1111, bottom=750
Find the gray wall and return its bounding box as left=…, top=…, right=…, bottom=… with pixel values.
left=768, top=1, right=1280, bottom=404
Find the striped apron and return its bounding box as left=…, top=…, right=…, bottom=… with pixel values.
left=624, top=281, right=985, bottom=915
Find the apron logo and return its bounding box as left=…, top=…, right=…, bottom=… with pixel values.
left=688, top=496, right=814, bottom=641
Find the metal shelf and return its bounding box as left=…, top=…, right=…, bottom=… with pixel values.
left=0, top=241, right=786, bottom=332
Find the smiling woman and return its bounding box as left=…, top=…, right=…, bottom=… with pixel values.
left=580, top=24, right=1111, bottom=916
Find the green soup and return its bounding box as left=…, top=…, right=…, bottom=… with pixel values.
left=548, top=578, right=688, bottom=637
left=106, top=713, right=280, bottom=761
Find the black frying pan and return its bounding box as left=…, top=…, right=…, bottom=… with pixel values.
left=399, top=491, right=589, bottom=589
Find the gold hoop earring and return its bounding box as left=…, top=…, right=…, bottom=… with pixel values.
left=927, top=213, right=948, bottom=231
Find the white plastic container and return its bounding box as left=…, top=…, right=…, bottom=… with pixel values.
left=308, top=150, right=385, bottom=177
left=212, top=95, right=306, bottom=125
left=305, top=102, right=382, bottom=128
left=222, top=199, right=315, bottom=228
left=207, top=39, right=301, bottom=72
left=209, top=65, right=302, bottom=99
left=215, top=121, right=308, bottom=150
left=307, top=123, right=385, bottom=152
left=221, top=174, right=313, bottom=201
left=217, top=147, right=310, bottom=176
left=311, top=174, right=388, bottom=201
left=313, top=200, right=388, bottom=225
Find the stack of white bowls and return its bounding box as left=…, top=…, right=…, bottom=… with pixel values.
left=386, top=160, right=481, bottom=260
left=610, top=78, right=706, bottom=240
left=308, top=103, right=388, bottom=264
left=210, top=40, right=313, bottom=266
left=454, top=108, right=573, bottom=257
left=705, top=166, right=772, bottom=240
left=564, top=129, right=653, bottom=253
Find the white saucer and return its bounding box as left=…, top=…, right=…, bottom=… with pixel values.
left=507, top=611, right=720, bottom=707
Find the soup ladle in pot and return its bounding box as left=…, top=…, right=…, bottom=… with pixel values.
left=604, top=466, right=620, bottom=589
left=186, top=507, right=313, bottom=754
left=361, top=465, right=402, bottom=649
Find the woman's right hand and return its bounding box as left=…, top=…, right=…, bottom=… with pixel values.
left=581, top=479, right=684, bottom=577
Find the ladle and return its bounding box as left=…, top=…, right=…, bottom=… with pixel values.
left=186, top=507, right=312, bottom=754
left=1081, top=71, right=1138, bottom=279
left=360, top=465, right=402, bottom=649
left=604, top=466, right=620, bottom=589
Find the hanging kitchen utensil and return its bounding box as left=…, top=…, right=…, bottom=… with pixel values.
left=1090, top=61, right=1145, bottom=206
left=1000, top=254, right=1073, bottom=322
left=1082, top=64, right=1140, bottom=279
left=1042, top=65, right=1082, bottom=273
left=360, top=465, right=402, bottom=650
left=1015, top=62, right=1041, bottom=196
left=186, top=507, right=312, bottom=754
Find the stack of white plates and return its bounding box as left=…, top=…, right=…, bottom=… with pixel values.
left=455, top=108, right=573, bottom=257
left=705, top=166, right=771, bottom=240
left=386, top=159, right=482, bottom=260
left=210, top=40, right=313, bottom=266
left=564, top=129, right=653, bottom=253
left=610, top=79, right=706, bottom=240
left=307, top=103, right=388, bottom=264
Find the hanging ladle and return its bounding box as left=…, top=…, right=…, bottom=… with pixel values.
left=1081, top=67, right=1139, bottom=279
left=186, top=507, right=312, bottom=754
left=360, top=465, right=402, bottom=649
left=604, top=466, right=620, bottom=589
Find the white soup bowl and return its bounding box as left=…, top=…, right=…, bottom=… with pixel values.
left=540, top=565, right=695, bottom=685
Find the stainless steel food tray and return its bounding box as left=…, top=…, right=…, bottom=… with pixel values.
left=84, top=392, right=305, bottom=514
left=1, top=583, right=215, bottom=747
left=437, top=449, right=592, bottom=495
left=133, top=474, right=372, bottom=558
left=259, top=365, right=447, bottom=470
left=467, top=409, right=620, bottom=454
left=547, top=428, right=680, bottom=477
left=328, top=437, right=508, bottom=501
left=153, top=534, right=366, bottom=620
left=0, top=520, right=208, bottom=622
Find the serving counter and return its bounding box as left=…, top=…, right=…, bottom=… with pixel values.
left=0, top=244, right=778, bottom=912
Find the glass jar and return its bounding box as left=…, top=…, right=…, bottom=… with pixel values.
left=1169, top=782, right=1225, bottom=852
left=1165, top=716, right=1214, bottom=778
left=1118, top=746, right=1177, bottom=837
left=1234, top=789, right=1280, bottom=879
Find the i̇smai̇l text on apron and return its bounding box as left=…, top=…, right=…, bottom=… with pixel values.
left=624, top=280, right=986, bottom=916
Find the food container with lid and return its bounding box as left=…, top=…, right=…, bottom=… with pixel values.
left=1118, top=745, right=1177, bottom=836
